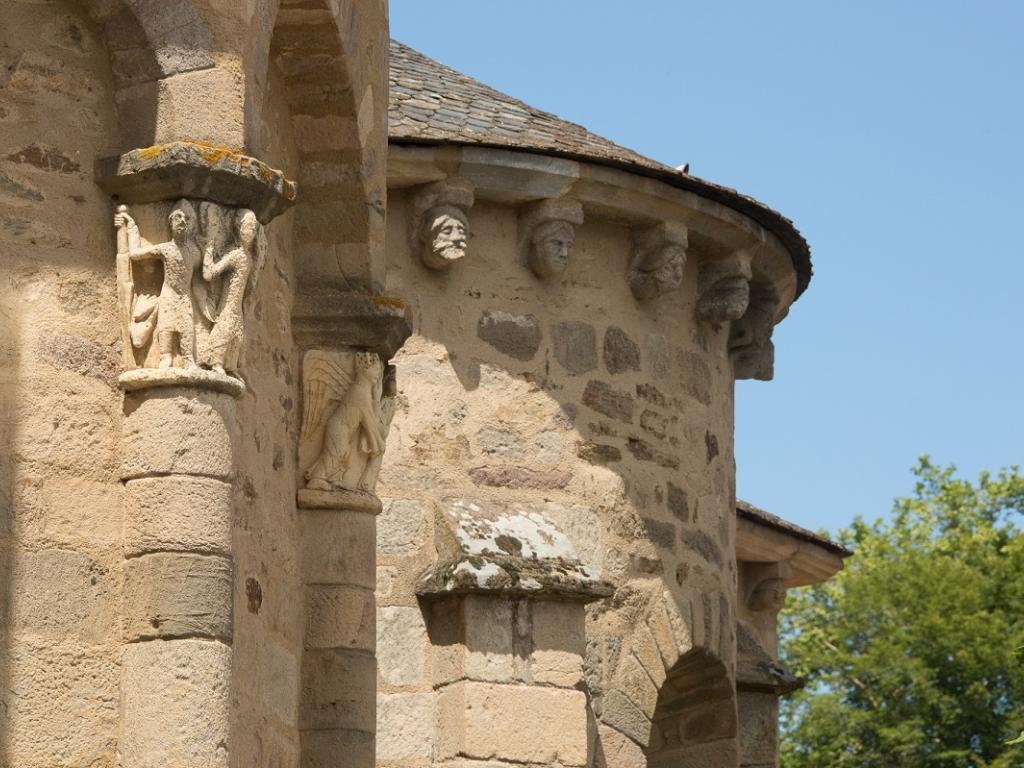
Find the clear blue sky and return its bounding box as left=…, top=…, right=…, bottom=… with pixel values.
left=391, top=1, right=1024, bottom=535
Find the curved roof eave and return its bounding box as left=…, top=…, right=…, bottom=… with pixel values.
left=389, top=40, right=813, bottom=298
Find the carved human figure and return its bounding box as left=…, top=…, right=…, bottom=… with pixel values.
left=115, top=200, right=201, bottom=368
left=696, top=250, right=753, bottom=324
left=528, top=219, right=576, bottom=278
left=200, top=207, right=266, bottom=376
left=301, top=351, right=387, bottom=492
left=420, top=204, right=469, bottom=269
left=629, top=224, right=687, bottom=300
left=729, top=283, right=778, bottom=380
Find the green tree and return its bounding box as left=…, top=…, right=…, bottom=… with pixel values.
left=780, top=458, right=1024, bottom=768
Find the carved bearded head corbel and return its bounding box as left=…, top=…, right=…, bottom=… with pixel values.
left=629, top=222, right=688, bottom=300
left=696, top=249, right=754, bottom=324
left=410, top=181, right=474, bottom=270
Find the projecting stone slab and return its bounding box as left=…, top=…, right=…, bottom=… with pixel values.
left=95, top=141, right=297, bottom=224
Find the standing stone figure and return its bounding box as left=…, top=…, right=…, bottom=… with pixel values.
left=301, top=350, right=387, bottom=493
left=115, top=200, right=201, bottom=369
left=357, top=364, right=397, bottom=492
left=200, top=207, right=267, bottom=376
left=629, top=222, right=688, bottom=300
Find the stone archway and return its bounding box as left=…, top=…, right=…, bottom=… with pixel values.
left=646, top=649, right=740, bottom=768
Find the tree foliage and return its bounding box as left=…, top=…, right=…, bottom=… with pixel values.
left=780, top=458, right=1024, bottom=768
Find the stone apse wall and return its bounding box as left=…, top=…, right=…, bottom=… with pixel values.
left=375, top=146, right=800, bottom=768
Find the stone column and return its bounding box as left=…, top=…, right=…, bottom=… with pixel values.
left=292, top=295, right=411, bottom=768
left=417, top=504, right=612, bottom=768
left=97, top=143, right=296, bottom=767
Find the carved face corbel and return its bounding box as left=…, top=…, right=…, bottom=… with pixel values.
left=629, top=222, right=688, bottom=300
left=742, top=561, right=793, bottom=614
left=729, top=282, right=779, bottom=381
left=520, top=199, right=584, bottom=278
left=410, top=181, right=475, bottom=271
left=696, top=249, right=753, bottom=324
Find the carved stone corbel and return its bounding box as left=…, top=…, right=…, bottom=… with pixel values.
left=409, top=180, right=474, bottom=270
left=628, top=221, right=688, bottom=300
left=729, top=282, right=779, bottom=381
left=518, top=198, right=584, bottom=278
left=696, top=249, right=754, bottom=324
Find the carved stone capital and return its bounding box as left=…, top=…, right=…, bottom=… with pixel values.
left=113, top=198, right=268, bottom=397
left=96, top=142, right=297, bottom=224
left=629, top=221, right=688, bottom=300
left=696, top=249, right=754, bottom=324
left=518, top=198, right=584, bottom=278
left=409, top=180, right=474, bottom=270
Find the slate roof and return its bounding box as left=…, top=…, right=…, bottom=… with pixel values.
left=389, top=40, right=813, bottom=298
left=737, top=500, right=852, bottom=557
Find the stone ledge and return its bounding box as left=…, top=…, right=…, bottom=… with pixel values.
left=292, top=290, right=413, bottom=360
left=297, top=488, right=383, bottom=515
left=417, top=554, right=613, bottom=604
left=119, top=367, right=245, bottom=398
left=96, top=141, right=297, bottom=224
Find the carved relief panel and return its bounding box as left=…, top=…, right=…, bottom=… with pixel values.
left=298, top=350, right=397, bottom=495
left=113, top=199, right=266, bottom=387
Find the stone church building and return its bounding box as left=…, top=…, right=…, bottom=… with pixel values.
left=0, top=2, right=847, bottom=767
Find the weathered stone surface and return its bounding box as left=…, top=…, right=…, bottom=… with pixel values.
left=667, top=483, right=690, bottom=522
left=468, top=464, right=570, bottom=490
left=604, top=326, right=640, bottom=374
left=678, top=350, right=713, bottom=405
left=642, top=517, right=677, bottom=549
left=35, top=331, right=120, bottom=385
left=681, top=528, right=724, bottom=567
left=300, top=730, right=374, bottom=768
left=738, top=692, right=780, bottom=767
left=124, top=475, right=232, bottom=557
left=305, top=585, right=374, bottom=650
left=5, top=549, right=114, bottom=643
left=6, top=143, right=80, bottom=173
left=627, top=437, right=679, bottom=469
left=378, top=498, right=427, bottom=556
left=646, top=333, right=671, bottom=380
left=596, top=723, right=648, bottom=768
left=640, top=408, right=669, bottom=439
left=601, top=689, right=651, bottom=747
left=299, top=648, right=376, bottom=732
left=121, top=639, right=231, bottom=768
left=377, top=605, right=427, bottom=687
left=477, top=310, right=541, bottom=360
left=705, top=429, right=720, bottom=463
left=531, top=600, right=585, bottom=687
left=552, top=321, right=597, bottom=374
left=583, top=380, right=634, bottom=422
left=445, top=681, right=589, bottom=766
left=121, top=389, right=235, bottom=480
left=377, top=692, right=434, bottom=759
left=617, top=653, right=659, bottom=718
left=0, top=637, right=119, bottom=766
left=123, top=553, right=232, bottom=641
left=261, top=639, right=300, bottom=728
left=576, top=439, right=622, bottom=463
left=301, top=509, right=376, bottom=589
